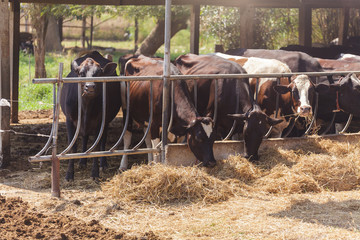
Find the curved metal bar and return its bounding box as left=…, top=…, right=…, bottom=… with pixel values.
left=281, top=117, right=296, bottom=138
left=264, top=78, right=280, bottom=138
left=193, top=79, right=197, bottom=110
left=35, top=83, right=57, bottom=157
left=110, top=81, right=130, bottom=151
left=339, top=114, right=353, bottom=134
left=223, top=78, right=240, bottom=140
left=61, top=83, right=82, bottom=155
left=86, top=82, right=106, bottom=153
left=213, top=79, right=218, bottom=126
left=255, top=78, right=259, bottom=102
left=133, top=80, right=153, bottom=150
left=304, top=92, right=319, bottom=136
left=167, top=80, right=174, bottom=132
left=320, top=112, right=337, bottom=136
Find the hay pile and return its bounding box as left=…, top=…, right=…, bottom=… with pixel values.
left=102, top=139, right=360, bottom=204
left=102, top=164, right=240, bottom=204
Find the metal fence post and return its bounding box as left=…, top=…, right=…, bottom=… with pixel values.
left=161, top=0, right=172, bottom=163
left=51, top=63, right=63, bottom=198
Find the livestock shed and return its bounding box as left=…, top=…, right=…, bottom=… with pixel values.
left=0, top=0, right=359, bottom=168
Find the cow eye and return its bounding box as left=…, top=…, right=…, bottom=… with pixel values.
left=195, top=134, right=203, bottom=142
left=292, top=89, right=299, bottom=98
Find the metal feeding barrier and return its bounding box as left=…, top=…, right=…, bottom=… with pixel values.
left=28, top=64, right=360, bottom=197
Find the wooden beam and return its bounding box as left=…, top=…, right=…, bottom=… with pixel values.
left=240, top=5, right=255, bottom=49
left=190, top=4, right=200, bottom=54
left=339, top=7, right=350, bottom=46
left=299, top=5, right=312, bottom=47
left=10, top=0, right=360, bottom=8
left=0, top=0, right=11, bottom=168
left=10, top=0, right=20, bottom=124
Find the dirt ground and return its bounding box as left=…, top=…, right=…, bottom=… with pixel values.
left=1, top=110, right=360, bottom=240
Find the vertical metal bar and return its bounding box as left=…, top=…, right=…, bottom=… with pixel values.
left=255, top=78, right=259, bottom=102
left=161, top=0, right=172, bottom=163
left=110, top=81, right=130, bottom=151
left=51, top=63, right=63, bottom=198
left=61, top=83, right=82, bottom=154
left=304, top=92, right=319, bottom=136
left=167, top=80, right=174, bottom=132
left=193, top=79, right=197, bottom=110
left=223, top=78, right=240, bottom=140
left=264, top=78, right=280, bottom=138
left=35, top=84, right=56, bottom=156
left=134, top=81, right=153, bottom=149
left=339, top=114, right=353, bottom=134
left=213, top=79, right=218, bottom=126
left=86, top=82, right=106, bottom=153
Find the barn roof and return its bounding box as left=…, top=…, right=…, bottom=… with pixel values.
left=13, top=0, right=360, bottom=8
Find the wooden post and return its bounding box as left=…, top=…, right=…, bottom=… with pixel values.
left=0, top=0, right=11, bottom=168
left=339, top=7, right=350, bottom=46
left=89, top=15, right=94, bottom=50
left=190, top=4, right=200, bottom=54
left=299, top=4, right=312, bottom=47
left=10, top=0, right=20, bottom=124
left=239, top=5, right=255, bottom=49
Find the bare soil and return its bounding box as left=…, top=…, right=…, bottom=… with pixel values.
left=1, top=110, right=360, bottom=239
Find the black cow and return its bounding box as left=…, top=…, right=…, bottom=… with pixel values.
left=60, top=51, right=121, bottom=180
left=175, top=54, right=282, bottom=161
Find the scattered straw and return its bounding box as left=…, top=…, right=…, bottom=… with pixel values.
left=102, top=164, right=239, bottom=205
left=205, top=154, right=261, bottom=183
left=294, top=154, right=360, bottom=191
left=254, top=164, right=321, bottom=194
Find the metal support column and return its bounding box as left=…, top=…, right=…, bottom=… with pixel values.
left=161, top=0, right=172, bottom=163
left=0, top=0, right=11, bottom=168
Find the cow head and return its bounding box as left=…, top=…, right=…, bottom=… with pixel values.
left=228, top=106, right=282, bottom=161
left=186, top=117, right=216, bottom=167
left=273, top=74, right=329, bottom=117
left=72, top=57, right=117, bottom=97
left=330, top=73, right=360, bottom=116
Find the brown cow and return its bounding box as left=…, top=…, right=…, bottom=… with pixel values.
left=119, top=55, right=216, bottom=170
left=175, top=54, right=282, bottom=161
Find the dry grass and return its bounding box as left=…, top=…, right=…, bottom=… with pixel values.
left=102, top=138, right=360, bottom=205
left=102, top=163, right=241, bottom=205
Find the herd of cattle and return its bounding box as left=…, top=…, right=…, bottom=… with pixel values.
left=59, top=49, right=360, bottom=180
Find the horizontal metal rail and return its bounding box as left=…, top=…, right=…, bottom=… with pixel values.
left=32, top=71, right=360, bottom=84
left=29, top=148, right=161, bottom=163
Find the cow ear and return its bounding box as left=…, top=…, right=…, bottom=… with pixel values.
left=227, top=113, right=247, bottom=121
left=102, top=62, right=117, bottom=76
left=125, top=59, right=142, bottom=75
left=273, top=85, right=291, bottom=94
left=72, top=60, right=80, bottom=74
left=266, top=116, right=283, bottom=126
left=315, top=83, right=329, bottom=93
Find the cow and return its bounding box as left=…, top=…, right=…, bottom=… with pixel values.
left=60, top=51, right=121, bottom=181
left=338, top=53, right=360, bottom=62
left=175, top=53, right=283, bottom=161
left=224, top=48, right=339, bottom=134
left=316, top=58, right=360, bottom=73
left=280, top=44, right=360, bottom=59
left=330, top=73, right=360, bottom=117
left=118, top=55, right=216, bottom=170
left=213, top=53, right=329, bottom=137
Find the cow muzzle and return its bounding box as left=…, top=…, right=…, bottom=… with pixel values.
left=299, top=105, right=312, bottom=117
left=83, top=83, right=96, bottom=96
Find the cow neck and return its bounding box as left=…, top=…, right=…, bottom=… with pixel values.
left=172, top=81, right=198, bottom=126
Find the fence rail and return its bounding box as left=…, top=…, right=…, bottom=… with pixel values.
left=29, top=65, right=360, bottom=198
